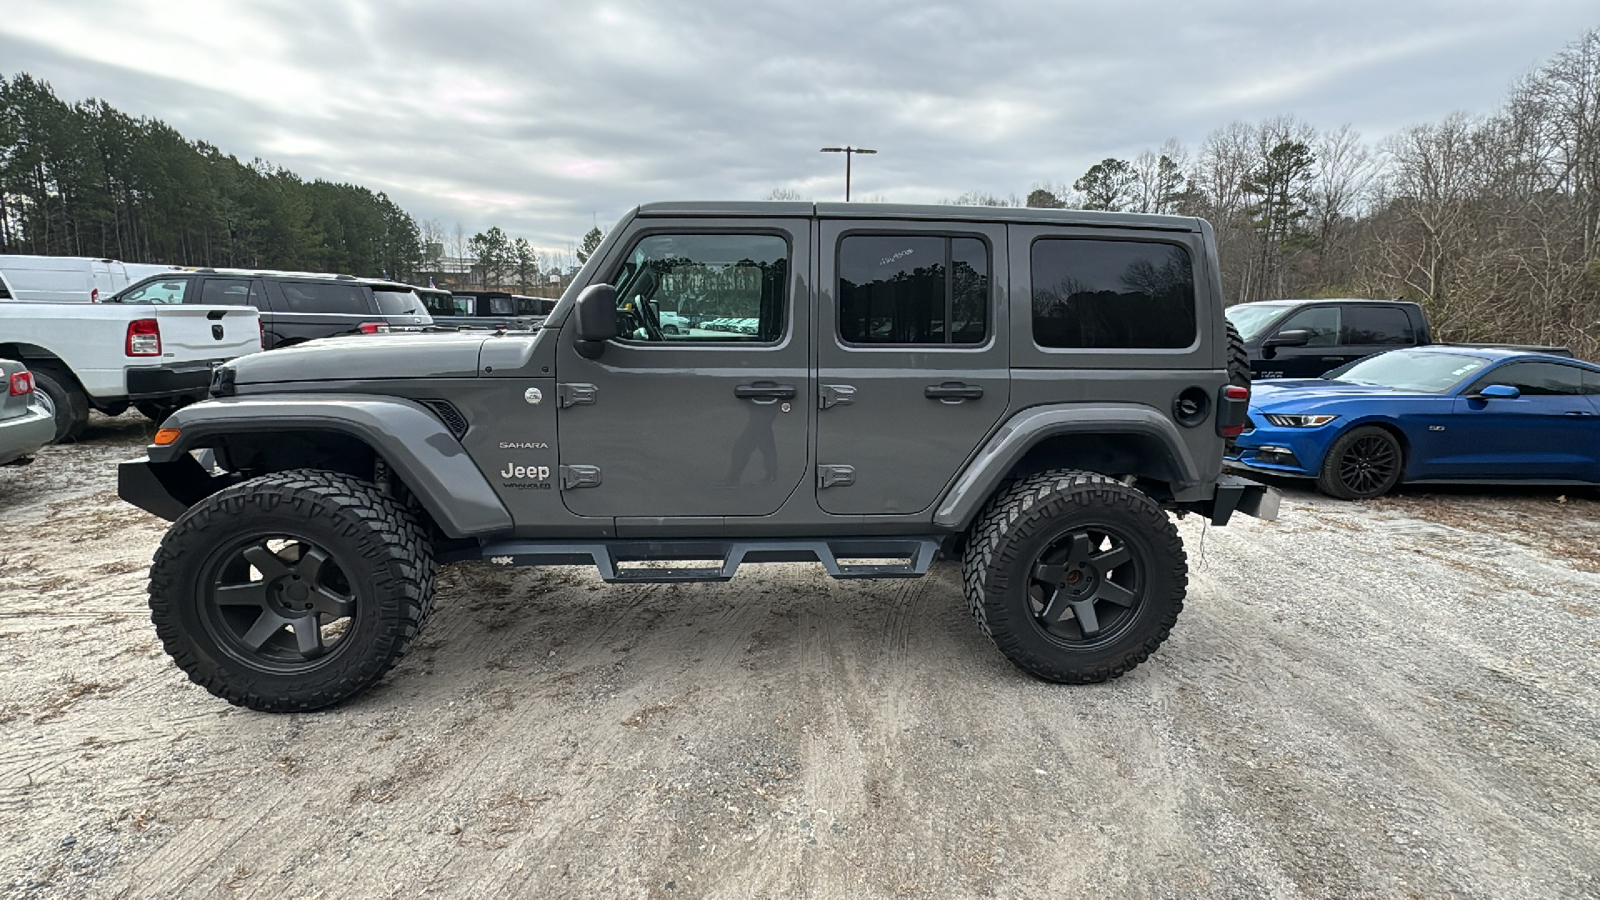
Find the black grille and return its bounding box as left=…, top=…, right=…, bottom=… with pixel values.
left=419, top=399, right=469, bottom=438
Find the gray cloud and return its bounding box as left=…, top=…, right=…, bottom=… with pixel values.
left=2, top=0, right=1594, bottom=252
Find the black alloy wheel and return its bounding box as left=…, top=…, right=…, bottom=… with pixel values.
left=1027, top=527, right=1144, bottom=646
left=1318, top=425, right=1403, bottom=499
left=202, top=536, right=358, bottom=672
left=963, top=470, right=1187, bottom=684
left=149, top=469, right=435, bottom=711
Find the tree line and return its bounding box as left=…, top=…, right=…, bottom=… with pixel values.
left=0, top=74, right=427, bottom=280
left=948, top=28, right=1600, bottom=359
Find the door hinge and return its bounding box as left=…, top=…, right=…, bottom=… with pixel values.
left=818, top=464, right=855, bottom=489
left=560, top=465, right=602, bottom=489
left=819, top=384, right=857, bottom=410
left=558, top=383, right=598, bottom=408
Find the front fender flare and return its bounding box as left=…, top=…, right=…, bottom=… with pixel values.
left=142, top=394, right=512, bottom=538
left=933, top=403, right=1204, bottom=530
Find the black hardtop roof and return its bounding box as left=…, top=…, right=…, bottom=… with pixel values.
left=634, top=201, right=1201, bottom=231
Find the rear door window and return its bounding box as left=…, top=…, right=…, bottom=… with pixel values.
left=196, top=278, right=254, bottom=305
left=837, top=234, right=989, bottom=345
left=278, top=282, right=369, bottom=314
left=1031, top=239, right=1195, bottom=349
left=1343, top=306, right=1413, bottom=345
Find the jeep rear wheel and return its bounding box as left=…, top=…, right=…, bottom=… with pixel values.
left=149, top=469, right=435, bottom=711
left=962, top=470, right=1186, bottom=683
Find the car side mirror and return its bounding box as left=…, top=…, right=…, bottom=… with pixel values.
left=573, top=284, right=617, bottom=359
left=1474, top=384, right=1520, bottom=400
left=1264, top=328, right=1311, bottom=349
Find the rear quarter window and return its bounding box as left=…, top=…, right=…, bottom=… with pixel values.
left=278, top=282, right=369, bottom=314
left=1031, top=239, right=1196, bottom=349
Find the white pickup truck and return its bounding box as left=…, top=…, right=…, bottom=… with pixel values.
left=0, top=301, right=261, bottom=441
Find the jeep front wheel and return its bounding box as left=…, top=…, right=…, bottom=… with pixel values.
left=148, top=469, right=435, bottom=711
left=962, top=470, right=1186, bottom=683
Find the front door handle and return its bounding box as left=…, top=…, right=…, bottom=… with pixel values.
left=1564, top=410, right=1596, bottom=417
left=1321, top=356, right=1345, bottom=363
left=735, top=382, right=796, bottom=402
left=925, top=382, right=983, bottom=401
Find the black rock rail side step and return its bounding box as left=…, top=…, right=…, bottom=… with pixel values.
left=476, top=537, right=942, bottom=583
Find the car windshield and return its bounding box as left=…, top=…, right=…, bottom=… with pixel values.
left=1324, top=350, right=1491, bottom=393
left=373, top=289, right=424, bottom=315
left=1225, top=303, right=1292, bottom=341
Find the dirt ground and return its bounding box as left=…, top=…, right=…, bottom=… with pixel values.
left=2, top=412, right=1598, bottom=899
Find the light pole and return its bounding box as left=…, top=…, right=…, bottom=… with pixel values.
left=820, top=146, right=876, bottom=201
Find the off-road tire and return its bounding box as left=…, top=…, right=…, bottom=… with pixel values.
left=962, top=470, right=1187, bottom=683
left=1226, top=320, right=1250, bottom=387
left=149, top=469, right=436, bottom=712
left=1315, top=425, right=1403, bottom=500
left=29, top=365, right=89, bottom=443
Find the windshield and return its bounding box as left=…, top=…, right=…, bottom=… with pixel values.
left=1324, top=350, right=1490, bottom=393
left=1224, top=303, right=1292, bottom=341
left=373, top=289, right=424, bottom=316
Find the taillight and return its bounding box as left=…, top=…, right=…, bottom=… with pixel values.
left=1219, top=383, right=1251, bottom=438
left=358, top=322, right=391, bottom=334
left=91, top=287, right=99, bottom=302
left=258, top=318, right=265, bottom=348
left=127, top=318, right=161, bottom=356
left=8, top=371, right=32, bottom=396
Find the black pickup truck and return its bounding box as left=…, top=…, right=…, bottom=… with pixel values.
left=1225, top=298, right=1569, bottom=379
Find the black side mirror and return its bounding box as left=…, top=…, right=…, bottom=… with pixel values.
left=573, top=284, right=617, bottom=359
left=1264, top=328, right=1311, bottom=349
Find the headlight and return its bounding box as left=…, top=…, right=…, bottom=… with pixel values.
left=1263, top=413, right=1339, bottom=428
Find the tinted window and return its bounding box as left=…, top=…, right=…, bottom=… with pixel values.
left=418, top=291, right=454, bottom=316
left=1586, top=370, right=1600, bottom=395
left=488, top=296, right=516, bottom=315
left=1469, top=362, right=1588, bottom=396
left=278, top=282, right=368, bottom=314
left=119, top=278, right=191, bottom=304
left=837, top=235, right=989, bottom=345
left=1032, top=239, right=1195, bottom=349
left=374, top=289, right=424, bottom=315
left=1343, top=306, right=1413, bottom=345
left=611, top=233, right=788, bottom=343
left=453, top=296, right=475, bottom=316
left=198, top=278, right=253, bottom=305
left=1276, top=306, right=1340, bottom=346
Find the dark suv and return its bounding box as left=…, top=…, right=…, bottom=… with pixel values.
left=109, top=269, right=432, bottom=350
left=1225, top=298, right=1429, bottom=379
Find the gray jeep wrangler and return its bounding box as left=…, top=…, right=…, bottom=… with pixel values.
left=119, top=202, right=1276, bottom=711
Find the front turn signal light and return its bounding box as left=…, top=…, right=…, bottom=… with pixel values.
left=153, top=428, right=181, bottom=446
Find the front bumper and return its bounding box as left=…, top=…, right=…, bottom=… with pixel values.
left=0, top=400, right=56, bottom=465
left=126, top=360, right=227, bottom=401
left=1224, top=414, right=1329, bottom=478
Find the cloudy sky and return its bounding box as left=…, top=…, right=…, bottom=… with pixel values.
left=1, top=1, right=1594, bottom=255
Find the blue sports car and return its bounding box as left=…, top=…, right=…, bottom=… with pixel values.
left=1227, top=346, right=1600, bottom=498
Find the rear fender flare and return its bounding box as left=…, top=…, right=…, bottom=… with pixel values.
left=934, top=404, right=1204, bottom=530
left=149, top=394, right=512, bottom=537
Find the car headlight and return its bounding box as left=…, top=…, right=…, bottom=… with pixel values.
left=1262, top=413, right=1339, bottom=428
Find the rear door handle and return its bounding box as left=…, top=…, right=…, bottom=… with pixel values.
left=1321, top=356, right=1345, bottom=362
left=925, top=382, right=984, bottom=401
left=735, top=382, right=796, bottom=402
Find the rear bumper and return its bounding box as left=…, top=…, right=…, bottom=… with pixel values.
left=126, top=360, right=225, bottom=401
left=1181, top=473, right=1281, bottom=525
left=0, top=401, right=56, bottom=465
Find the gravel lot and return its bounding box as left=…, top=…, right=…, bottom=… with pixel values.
left=2, top=412, right=1598, bottom=899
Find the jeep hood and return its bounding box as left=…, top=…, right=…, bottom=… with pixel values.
left=230, top=333, right=491, bottom=384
